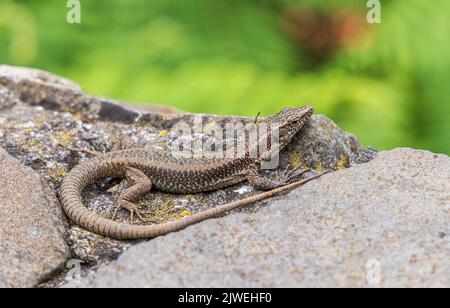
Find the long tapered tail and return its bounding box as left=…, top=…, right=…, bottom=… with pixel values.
left=61, top=159, right=329, bottom=240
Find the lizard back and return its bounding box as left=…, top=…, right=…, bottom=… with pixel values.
left=72, top=148, right=258, bottom=194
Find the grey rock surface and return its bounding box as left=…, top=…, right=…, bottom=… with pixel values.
left=0, top=65, right=365, bottom=274
left=0, top=148, right=69, bottom=288
left=65, top=149, right=450, bottom=288
left=3, top=65, right=448, bottom=288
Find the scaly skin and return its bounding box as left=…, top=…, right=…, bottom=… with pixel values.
left=61, top=106, right=325, bottom=240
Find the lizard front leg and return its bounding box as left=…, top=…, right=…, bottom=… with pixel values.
left=247, top=166, right=310, bottom=191
left=112, top=166, right=152, bottom=223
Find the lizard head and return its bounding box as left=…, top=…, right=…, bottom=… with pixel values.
left=270, top=105, right=314, bottom=149
left=258, top=106, right=314, bottom=162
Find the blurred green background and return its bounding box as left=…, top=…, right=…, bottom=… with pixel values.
left=0, top=0, right=449, bottom=154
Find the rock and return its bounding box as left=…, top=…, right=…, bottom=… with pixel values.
left=0, top=65, right=81, bottom=91
left=65, top=149, right=450, bottom=288
left=1, top=66, right=448, bottom=288
left=0, top=147, right=69, bottom=288
left=0, top=85, right=21, bottom=112
left=0, top=65, right=366, bottom=274
left=0, top=65, right=181, bottom=122
left=68, top=227, right=132, bottom=266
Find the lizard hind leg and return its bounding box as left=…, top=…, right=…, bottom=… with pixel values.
left=112, top=166, right=152, bottom=224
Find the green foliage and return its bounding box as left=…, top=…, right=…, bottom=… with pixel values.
left=0, top=1, right=37, bottom=63
left=334, top=0, right=450, bottom=153
left=0, top=0, right=448, bottom=153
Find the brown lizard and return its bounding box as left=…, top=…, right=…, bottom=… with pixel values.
left=60, top=106, right=328, bottom=240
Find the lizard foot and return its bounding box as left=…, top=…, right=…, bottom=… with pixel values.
left=112, top=200, right=147, bottom=223
left=111, top=166, right=153, bottom=223
left=249, top=165, right=311, bottom=191
left=279, top=165, right=311, bottom=184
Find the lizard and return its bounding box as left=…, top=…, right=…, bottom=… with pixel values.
left=60, top=106, right=329, bottom=240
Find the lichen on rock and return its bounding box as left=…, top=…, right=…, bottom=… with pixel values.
left=0, top=65, right=375, bottom=287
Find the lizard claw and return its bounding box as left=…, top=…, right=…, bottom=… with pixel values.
left=282, top=165, right=310, bottom=183
left=112, top=200, right=148, bottom=224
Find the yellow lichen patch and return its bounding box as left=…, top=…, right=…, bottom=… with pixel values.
left=145, top=204, right=175, bottom=223
left=290, top=151, right=302, bottom=168
left=159, top=130, right=168, bottom=138
left=49, top=166, right=66, bottom=180
left=28, top=139, right=40, bottom=147
left=307, top=149, right=324, bottom=172
left=55, top=131, right=74, bottom=147
left=336, top=154, right=349, bottom=170
left=25, top=138, right=45, bottom=151
left=184, top=194, right=198, bottom=202
left=72, top=112, right=84, bottom=121
left=178, top=210, right=192, bottom=218
left=315, top=163, right=324, bottom=172
left=148, top=203, right=193, bottom=223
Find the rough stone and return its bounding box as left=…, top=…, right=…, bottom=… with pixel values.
left=65, top=149, right=450, bottom=288
left=0, top=148, right=69, bottom=288
left=0, top=65, right=366, bottom=272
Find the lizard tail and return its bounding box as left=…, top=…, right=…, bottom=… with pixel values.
left=61, top=158, right=328, bottom=240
